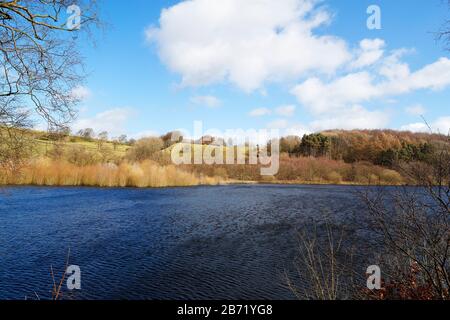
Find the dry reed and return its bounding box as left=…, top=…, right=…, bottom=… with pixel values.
left=1, top=158, right=223, bottom=188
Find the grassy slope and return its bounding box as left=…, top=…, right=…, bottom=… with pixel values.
left=163, top=142, right=249, bottom=157
left=32, top=136, right=131, bottom=158
left=3, top=128, right=447, bottom=187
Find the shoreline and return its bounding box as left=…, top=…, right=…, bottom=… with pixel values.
left=0, top=180, right=404, bottom=190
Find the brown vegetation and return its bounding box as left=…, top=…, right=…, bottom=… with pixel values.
left=285, top=223, right=360, bottom=300
left=183, top=154, right=404, bottom=185
left=1, top=129, right=448, bottom=188
left=1, top=158, right=223, bottom=188
left=288, top=143, right=449, bottom=300
left=361, top=147, right=450, bottom=300
left=1, top=1, right=99, bottom=170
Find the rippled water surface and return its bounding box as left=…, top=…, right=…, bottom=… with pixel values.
left=0, top=185, right=374, bottom=300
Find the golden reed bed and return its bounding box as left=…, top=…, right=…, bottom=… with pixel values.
left=1, top=159, right=223, bottom=188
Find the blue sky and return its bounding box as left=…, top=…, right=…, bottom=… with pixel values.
left=71, top=0, right=450, bottom=138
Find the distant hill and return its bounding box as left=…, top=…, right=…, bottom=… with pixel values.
left=1, top=127, right=449, bottom=188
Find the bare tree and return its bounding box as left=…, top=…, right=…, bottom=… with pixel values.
left=77, top=127, right=94, bottom=140
left=437, top=0, right=450, bottom=50
left=361, top=144, right=450, bottom=299
left=285, top=221, right=364, bottom=300
left=97, top=130, right=107, bottom=148
left=117, top=134, right=127, bottom=144
left=0, top=0, right=99, bottom=169
left=126, top=137, right=164, bottom=162
left=0, top=96, right=32, bottom=172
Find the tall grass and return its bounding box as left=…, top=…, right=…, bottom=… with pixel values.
left=274, top=155, right=404, bottom=185
left=1, top=158, right=223, bottom=188
left=0, top=154, right=406, bottom=187
left=182, top=154, right=405, bottom=185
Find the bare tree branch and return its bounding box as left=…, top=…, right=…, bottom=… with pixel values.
left=0, top=0, right=99, bottom=169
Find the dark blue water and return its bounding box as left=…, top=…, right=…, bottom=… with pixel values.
left=0, top=185, right=373, bottom=300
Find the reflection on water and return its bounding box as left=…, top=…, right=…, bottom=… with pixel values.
left=0, top=185, right=377, bottom=300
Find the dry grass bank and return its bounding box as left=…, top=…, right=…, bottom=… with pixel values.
left=0, top=156, right=406, bottom=188
left=0, top=159, right=223, bottom=188
left=274, top=155, right=405, bottom=185
left=183, top=155, right=405, bottom=186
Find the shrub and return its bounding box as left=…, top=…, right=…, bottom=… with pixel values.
left=65, top=145, right=99, bottom=166
left=126, top=137, right=164, bottom=162
left=326, top=171, right=342, bottom=184
left=379, top=169, right=403, bottom=185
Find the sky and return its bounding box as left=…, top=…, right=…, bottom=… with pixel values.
left=68, top=0, right=450, bottom=139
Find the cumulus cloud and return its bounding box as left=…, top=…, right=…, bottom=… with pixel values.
left=290, top=45, right=450, bottom=131
left=72, top=108, right=134, bottom=137
left=350, top=38, right=385, bottom=69
left=147, top=0, right=450, bottom=132
left=276, top=105, right=296, bottom=117
left=249, top=107, right=272, bottom=117
left=400, top=122, right=428, bottom=132
left=291, top=72, right=377, bottom=114
left=190, top=95, right=222, bottom=108
left=309, top=105, right=390, bottom=131
left=292, top=55, right=450, bottom=115
left=433, top=117, right=450, bottom=134
left=401, top=117, right=450, bottom=134
left=260, top=106, right=387, bottom=136
left=147, top=0, right=350, bottom=92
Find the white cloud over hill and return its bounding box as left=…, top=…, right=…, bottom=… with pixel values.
left=148, top=0, right=450, bottom=132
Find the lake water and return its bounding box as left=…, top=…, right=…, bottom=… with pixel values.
left=0, top=185, right=377, bottom=300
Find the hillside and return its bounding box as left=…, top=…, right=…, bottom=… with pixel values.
left=30, top=130, right=131, bottom=157
left=1, top=128, right=449, bottom=187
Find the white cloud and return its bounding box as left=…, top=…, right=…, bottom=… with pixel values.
left=433, top=117, right=450, bottom=135
left=70, top=85, right=91, bottom=101
left=309, top=105, right=390, bottom=131
left=261, top=106, right=388, bottom=135
left=147, top=0, right=450, bottom=132
left=276, top=104, right=296, bottom=117
left=400, top=123, right=428, bottom=132
left=291, top=72, right=377, bottom=114
left=190, top=95, right=222, bottom=108
left=405, top=104, right=426, bottom=116
left=147, top=0, right=350, bottom=92
left=400, top=117, right=450, bottom=134
left=289, top=41, right=450, bottom=131
left=72, top=108, right=134, bottom=137
left=292, top=56, right=450, bottom=115
left=350, top=38, right=385, bottom=69
left=249, top=107, right=272, bottom=117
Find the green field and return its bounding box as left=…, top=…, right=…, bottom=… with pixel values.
left=33, top=137, right=131, bottom=157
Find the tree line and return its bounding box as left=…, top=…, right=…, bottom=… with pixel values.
left=278, top=130, right=448, bottom=168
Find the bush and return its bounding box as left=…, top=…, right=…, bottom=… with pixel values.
left=379, top=169, right=403, bottom=185
left=326, top=171, right=342, bottom=184
left=126, top=137, right=164, bottom=162
left=66, top=145, right=99, bottom=166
